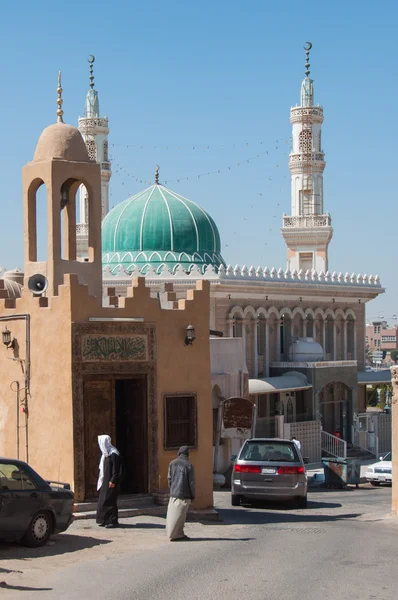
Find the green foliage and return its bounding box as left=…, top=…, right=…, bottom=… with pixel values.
left=390, top=349, right=398, bottom=363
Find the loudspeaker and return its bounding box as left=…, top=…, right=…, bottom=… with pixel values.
left=28, top=274, right=48, bottom=296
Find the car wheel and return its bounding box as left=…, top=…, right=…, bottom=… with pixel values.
left=296, top=496, right=308, bottom=509
left=370, top=481, right=381, bottom=486
left=22, top=511, right=53, bottom=547
left=231, top=494, right=242, bottom=507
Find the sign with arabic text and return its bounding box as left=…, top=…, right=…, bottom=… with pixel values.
left=81, top=335, right=147, bottom=362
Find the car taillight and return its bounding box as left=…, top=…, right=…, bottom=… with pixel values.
left=277, top=466, right=305, bottom=475
left=234, top=464, right=262, bottom=473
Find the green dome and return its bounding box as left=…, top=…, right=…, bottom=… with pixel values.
left=102, top=184, right=225, bottom=274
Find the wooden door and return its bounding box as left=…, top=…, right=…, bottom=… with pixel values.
left=84, top=380, right=115, bottom=499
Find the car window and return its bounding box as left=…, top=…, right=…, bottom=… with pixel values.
left=240, top=441, right=298, bottom=462
left=20, top=469, right=38, bottom=490
left=0, top=464, right=23, bottom=491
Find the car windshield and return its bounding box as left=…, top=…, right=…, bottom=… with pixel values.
left=240, top=441, right=299, bottom=462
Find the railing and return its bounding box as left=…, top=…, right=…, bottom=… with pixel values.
left=283, top=214, right=331, bottom=228
left=321, top=430, right=347, bottom=459
left=76, top=224, right=88, bottom=236
left=289, top=152, right=325, bottom=163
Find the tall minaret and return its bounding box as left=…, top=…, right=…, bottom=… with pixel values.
left=281, top=42, right=333, bottom=274
left=77, top=55, right=111, bottom=260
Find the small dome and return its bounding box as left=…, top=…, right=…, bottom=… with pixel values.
left=33, top=122, right=89, bottom=162
left=288, top=337, right=324, bottom=362
left=102, top=184, right=225, bottom=274
left=1, top=268, right=24, bottom=299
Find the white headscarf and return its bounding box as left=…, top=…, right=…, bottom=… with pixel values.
left=97, top=434, right=120, bottom=491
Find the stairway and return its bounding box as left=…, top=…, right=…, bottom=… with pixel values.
left=346, top=446, right=375, bottom=460
left=73, top=494, right=166, bottom=521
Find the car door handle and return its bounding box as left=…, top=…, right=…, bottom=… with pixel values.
left=30, top=492, right=39, bottom=498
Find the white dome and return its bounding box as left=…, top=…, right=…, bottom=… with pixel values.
left=288, top=337, right=324, bottom=362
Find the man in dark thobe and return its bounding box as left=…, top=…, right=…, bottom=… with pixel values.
left=96, top=435, right=123, bottom=528
left=166, top=446, right=195, bottom=541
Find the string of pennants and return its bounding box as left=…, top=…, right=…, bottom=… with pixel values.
left=110, top=138, right=291, bottom=152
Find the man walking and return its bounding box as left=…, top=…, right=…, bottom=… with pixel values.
left=166, top=446, right=195, bottom=541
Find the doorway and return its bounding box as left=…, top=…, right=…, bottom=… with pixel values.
left=115, top=377, right=148, bottom=495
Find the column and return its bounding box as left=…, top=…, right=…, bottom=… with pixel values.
left=253, top=319, right=259, bottom=378
left=353, top=320, right=357, bottom=360
left=276, top=319, right=281, bottom=361
left=390, top=366, right=398, bottom=513
left=265, top=320, right=270, bottom=377
left=323, top=319, right=327, bottom=356
left=303, top=317, right=307, bottom=338
left=242, top=319, right=247, bottom=363
left=343, top=319, right=348, bottom=359
left=333, top=320, right=337, bottom=360
left=228, top=318, right=234, bottom=337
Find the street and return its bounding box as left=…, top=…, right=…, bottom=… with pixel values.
left=1, top=486, right=397, bottom=599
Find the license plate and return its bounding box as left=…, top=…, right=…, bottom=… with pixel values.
left=262, top=468, right=276, bottom=474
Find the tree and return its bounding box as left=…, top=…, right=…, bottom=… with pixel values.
left=390, top=349, right=398, bottom=363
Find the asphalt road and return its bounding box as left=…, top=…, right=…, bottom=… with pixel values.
left=1, top=486, right=397, bottom=599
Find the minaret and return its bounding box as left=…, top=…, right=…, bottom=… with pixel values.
left=77, top=56, right=111, bottom=260
left=281, top=42, right=333, bottom=274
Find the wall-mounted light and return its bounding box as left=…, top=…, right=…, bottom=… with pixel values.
left=185, top=324, right=196, bottom=346
left=2, top=327, right=15, bottom=350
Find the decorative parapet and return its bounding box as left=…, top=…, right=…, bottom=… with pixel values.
left=289, top=152, right=325, bottom=164
left=290, top=106, right=324, bottom=124
left=78, top=117, right=109, bottom=132
left=102, top=262, right=382, bottom=288
left=76, top=224, right=88, bottom=236
left=283, top=214, right=331, bottom=228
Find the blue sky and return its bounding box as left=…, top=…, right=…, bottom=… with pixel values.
left=0, top=1, right=396, bottom=321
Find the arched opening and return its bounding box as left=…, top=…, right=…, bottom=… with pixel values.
left=232, top=316, right=243, bottom=338
left=325, top=316, right=334, bottom=360
left=319, top=381, right=352, bottom=441
left=35, top=181, right=48, bottom=262
left=59, top=178, right=80, bottom=262
left=280, top=313, right=292, bottom=361
left=257, top=316, right=266, bottom=376
left=306, top=314, right=314, bottom=338
left=347, top=316, right=355, bottom=359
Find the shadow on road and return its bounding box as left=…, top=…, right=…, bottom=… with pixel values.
left=0, top=534, right=111, bottom=561
left=184, top=537, right=255, bottom=542
left=0, top=581, right=52, bottom=592
left=217, top=508, right=362, bottom=525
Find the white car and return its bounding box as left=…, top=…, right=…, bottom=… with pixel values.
left=365, top=452, right=392, bottom=486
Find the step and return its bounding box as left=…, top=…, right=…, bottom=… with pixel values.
left=74, top=494, right=154, bottom=513
left=73, top=504, right=220, bottom=522
left=73, top=503, right=166, bottom=521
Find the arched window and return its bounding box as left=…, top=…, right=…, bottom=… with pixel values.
left=299, top=130, right=312, bottom=153
left=86, top=140, right=96, bottom=162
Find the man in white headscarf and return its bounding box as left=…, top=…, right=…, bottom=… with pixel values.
left=96, top=435, right=123, bottom=528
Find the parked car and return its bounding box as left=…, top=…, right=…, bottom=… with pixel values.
left=365, top=452, right=392, bottom=486
left=231, top=438, right=308, bottom=508
left=0, top=457, right=74, bottom=547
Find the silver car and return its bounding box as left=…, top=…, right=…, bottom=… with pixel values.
left=231, top=438, right=308, bottom=508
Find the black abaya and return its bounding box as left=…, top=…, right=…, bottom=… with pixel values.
left=96, top=453, right=123, bottom=525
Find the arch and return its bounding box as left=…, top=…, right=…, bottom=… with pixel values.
left=121, top=252, right=134, bottom=262
left=148, top=251, right=162, bottom=262
left=304, top=308, right=315, bottom=318
left=157, top=263, right=167, bottom=273
left=280, top=307, right=293, bottom=319
left=164, top=251, right=177, bottom=262
left=266, top=306, right=280, bottom=319
left=255, top=307, right=268, bottom=319
left=324, top=308, right=336, bottom=318
left=179, top=252, right=191, bottom=263
left=334, top=308, right=346, bottom=319
left=229, top=305, right=244, bottom=319
left=203, top=252, right=213, bottom=263
left=243, top=305, right=256, bottom=319
left=192, top=252, right=204, bottom=263
left=292, top=307, right=306, bottom=319
left=314, top=308, right=326, bottom=319
left=110, top=252, right=121, bottom=262
left=135, top=251, right=148, bottom=262
left=345, top=308, right=356, bottom=320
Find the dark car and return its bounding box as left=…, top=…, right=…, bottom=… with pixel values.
left=0, top=457, right=74, bottom=547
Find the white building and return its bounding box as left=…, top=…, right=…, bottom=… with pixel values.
left=76, top=56, right=111, bottom=260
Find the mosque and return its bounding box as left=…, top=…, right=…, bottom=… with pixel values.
left=0, top=45, right=389, bottom=499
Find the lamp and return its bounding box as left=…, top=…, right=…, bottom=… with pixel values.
left=2, top=326, right=15, bottom=349
left=185, top=324, right=195, bottom=346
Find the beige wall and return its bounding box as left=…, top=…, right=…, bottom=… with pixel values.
left=0, top=276, right=214, bottom=509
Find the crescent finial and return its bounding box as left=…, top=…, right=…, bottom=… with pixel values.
left=88, top=55, right=95, bottom=64
left=304, top=42, right=312, bottom=51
